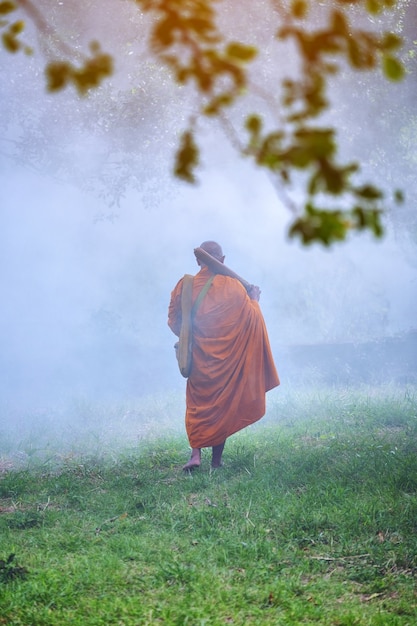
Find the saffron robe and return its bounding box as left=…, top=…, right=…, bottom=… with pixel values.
left=168, top=266, right=280, bottom=448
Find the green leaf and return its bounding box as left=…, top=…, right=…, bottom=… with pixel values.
left=289, top=204, right=350, bottom=246
left=10, top=19, right=24, bottom=34
left=352, top=207, right=384, bottom=237
left=284, top=145, right=312, bottom=168
left=225, top=42, right=257, bottom=63
left=353, top=184, right=383, bottom=201
left=394, top=189, right=404, bottom=204
left=297, top=128, right=335, bottom=158
left=366, top=0, right=381, bottom=14
left=382, top=55, right=405, bottom=81
left=256, top=132, right=285, bottom=169
left=365, top=0, right=396, bottom=15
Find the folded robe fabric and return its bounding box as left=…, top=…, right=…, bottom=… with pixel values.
left=168, top=266, right=280, bottom=448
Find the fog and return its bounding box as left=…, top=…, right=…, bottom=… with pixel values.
left=1, top=158, right=415, bottom=411
left=1, top=2, right=416, bottom=448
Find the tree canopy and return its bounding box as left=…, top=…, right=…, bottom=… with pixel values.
left=1, top=0, right=415, bottom=245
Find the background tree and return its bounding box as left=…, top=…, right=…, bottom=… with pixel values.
left=1, top=0, right=415, bottom=245
left=0, top=0, right=189, bottom=207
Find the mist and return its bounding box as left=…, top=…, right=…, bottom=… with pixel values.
left=1, top=158, right=415, bottom=409
left=1, top=2, right=416, bottom=449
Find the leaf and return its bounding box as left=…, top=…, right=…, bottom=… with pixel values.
left=366, top=0, right=381, bottom=14
left=225, top=42, right=257, bottom=63
left=245, top=114, right=262, bottom=136
left=283, top=145, right=311, bottom=168
left=365, top=0, right=395, bottom=15
left=282, top=129, right=337, bottom=172
left=174, top=130, right=199, bottom=183
left=291, top=0, right=308, bottom=20
left=353, top=184, right=383, bottom=201
left=0, top=1, right=16, bottom=15
left=256, top=132, right=285, bottom=169
left=348, top=37, right=374, bottom=69
left=46, top=49, right=113, bottom=95
left=331, top=10, right=349, bottom=37
left=382, top=55, right=405, bottom=81
left=296, top=128, right=336, bottom=159
left=289, top=204, right=350, bottom=246
left=203, top=93, right=234, bottom=115
left=394, top=189, right=404, bottom=204
left=9, top=19, right=23, bottom=34
left=381, top=32, right=402, bottom=52
left=45, top=61, right=72, bottom=91
left=186, top=17, right=216, bottom=37
left=2, top=29, right=20, bottom=52
left=73, top=51, right=113, bottom=94
left=152, top=16, right=176, bottom=49
left=352, top=207, right=384, bottom=237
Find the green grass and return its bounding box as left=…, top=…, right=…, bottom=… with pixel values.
left=1, top=385, right=417, bottom=625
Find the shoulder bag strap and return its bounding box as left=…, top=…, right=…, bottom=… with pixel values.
left=177, top=275, right=214, bottom=378
left=191, top=275, right=214, bottom=319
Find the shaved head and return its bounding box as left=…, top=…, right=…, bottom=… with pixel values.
left=200, top=241, right=224, bottom=260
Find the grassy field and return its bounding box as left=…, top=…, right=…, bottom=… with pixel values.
left=1, top=385, right=416, bottom=625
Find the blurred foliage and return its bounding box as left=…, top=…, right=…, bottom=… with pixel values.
left=174, top=129, right=200, bottom=183
left=45, top=43, right=113, bottom=95
left=1, top=0, right=415, bottom=245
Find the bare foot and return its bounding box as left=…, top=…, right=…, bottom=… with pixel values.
left=211, top=442, right=225, bottom=469
left=182, top=460, right=200, bottom=471
left=183, top=448, right=201, bottom=471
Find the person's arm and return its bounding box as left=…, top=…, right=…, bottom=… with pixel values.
left=247, top=284, right=261, bottom=301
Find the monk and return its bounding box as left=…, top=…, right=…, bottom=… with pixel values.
left=168, top=241, right=280, bottom=470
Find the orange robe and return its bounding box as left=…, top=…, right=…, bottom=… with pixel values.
left=168, top=266, right=280, bottom=448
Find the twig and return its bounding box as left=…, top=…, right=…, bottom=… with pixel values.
left=16, top=0, right=86, bottom=59
left=308, top=554, right=370, bottom=561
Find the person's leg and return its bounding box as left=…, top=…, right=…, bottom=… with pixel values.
left=211, top=441, right=225, bottom=468
left=183, top=448, right=201, bottom=471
